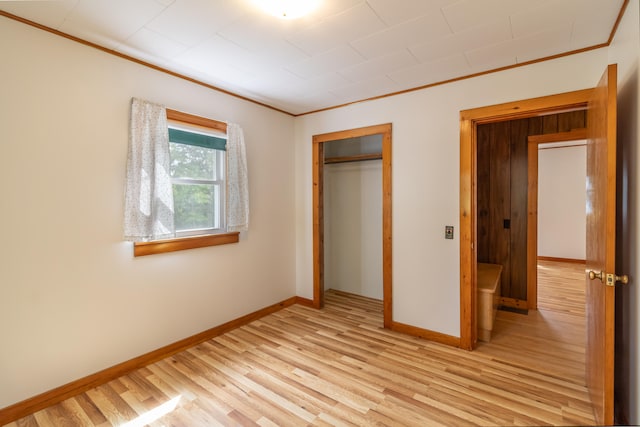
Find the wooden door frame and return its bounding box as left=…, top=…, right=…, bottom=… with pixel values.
left=459, top=89, right=593, bottom=350
left=312, top=123, right=393, bottom=328
left=526, top=128, right=587, bottom=310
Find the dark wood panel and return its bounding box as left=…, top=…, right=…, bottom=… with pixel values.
left=509, top=119, right=529, bottom=300
left=557, top=110, right=586, bottom=132
left=542, top=115, right=558, bottom=133
left=489, top=121, right=511, bottom=297
left=476, top=124, right=491, bottom=263
left=528, top=116, right=543, bottom=137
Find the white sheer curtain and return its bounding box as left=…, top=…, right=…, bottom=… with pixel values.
left=123, top=98, right=175, bottom=241
left=226, top=123, right=249, bottom=232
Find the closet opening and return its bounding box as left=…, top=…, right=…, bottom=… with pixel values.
left=312, top=123, right=392, bottom=328
left=324, top=134, right=383, bottom=303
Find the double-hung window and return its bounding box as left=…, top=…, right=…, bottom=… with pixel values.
left=126, top=103, right=246, bottom=257
left=168, top=123, right=226, bottom=237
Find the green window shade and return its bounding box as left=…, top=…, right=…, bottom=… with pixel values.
left=169, top=128, right=226, bottom=151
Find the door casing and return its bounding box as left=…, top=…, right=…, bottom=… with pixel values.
left=459, top=89, right=593, bottom=350
left=312, top=123, right=393, bottom=328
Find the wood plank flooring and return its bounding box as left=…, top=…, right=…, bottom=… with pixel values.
left=5, top=261, right=593, bottom=426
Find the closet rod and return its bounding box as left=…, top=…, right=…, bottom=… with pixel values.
left=324, top=153, right=382, bottom=164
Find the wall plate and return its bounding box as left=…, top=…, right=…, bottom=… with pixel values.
left=445, top=226, right=454, bottom=239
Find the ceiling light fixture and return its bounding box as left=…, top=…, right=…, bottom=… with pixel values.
left=257, top=0, right=320, bottom=19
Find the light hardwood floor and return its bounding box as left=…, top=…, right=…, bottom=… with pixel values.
left=5, top=261, right=593, bottom=426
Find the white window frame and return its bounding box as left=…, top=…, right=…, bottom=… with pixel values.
left=168, top=122, right=227, bottom=238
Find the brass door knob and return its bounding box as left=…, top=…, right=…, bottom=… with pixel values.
left=588, top=270, right=629, bottom=286
left=614, top=274, right=629, bottom=285
left=588, top=270, right=603, bottom=281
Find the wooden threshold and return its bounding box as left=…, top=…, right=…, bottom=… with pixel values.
left=499, top=296, right=529, bottom=310
left=0, top=297, right=298, bottom=425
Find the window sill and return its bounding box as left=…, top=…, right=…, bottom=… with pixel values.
left=133, top=232, right=240, bottom=257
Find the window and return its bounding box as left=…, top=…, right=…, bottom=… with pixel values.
left=130, top=108, right=244, bottom=257
left=168, top=124, right=226, bottom=236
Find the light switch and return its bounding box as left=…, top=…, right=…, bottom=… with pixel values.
left=445, top=226, right=454, bottom=239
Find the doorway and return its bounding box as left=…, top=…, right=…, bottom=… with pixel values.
left=312, top=123, right=392, bottom=328
left=324, top=135, right=383, bottom=300
left=528, top=128, right=588, bottom=308
left=459, top=89, right=593, bottom=350
left=462, top=65, right=619, bottom=425
left=474, top=112, right=587, bottom=314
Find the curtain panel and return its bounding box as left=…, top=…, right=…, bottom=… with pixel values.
left=123, top=98, right=175, bottom=242
left=226, top=123, right=249, bottom=232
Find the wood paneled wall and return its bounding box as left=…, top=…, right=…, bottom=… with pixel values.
left=477, top=111, right=586, bottom=302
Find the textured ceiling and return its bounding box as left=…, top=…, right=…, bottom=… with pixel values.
left=0, top=0, right=626, bottom=115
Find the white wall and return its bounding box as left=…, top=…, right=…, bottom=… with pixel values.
left=324, top=161, right=382, bottom=300
left=608, top=0, right=640, bottom=423
left=537, top=145, right=586, bottom=260
left=0, top=17, right=296, bottom=409
left=295, top=49, right=609, bottom=337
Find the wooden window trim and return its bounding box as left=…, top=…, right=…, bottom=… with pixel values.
left=166, top=109, right=227, bottom=132
left=134, top=232, right=239, bottom=257
left=132, top=108, right=236, bottom=257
